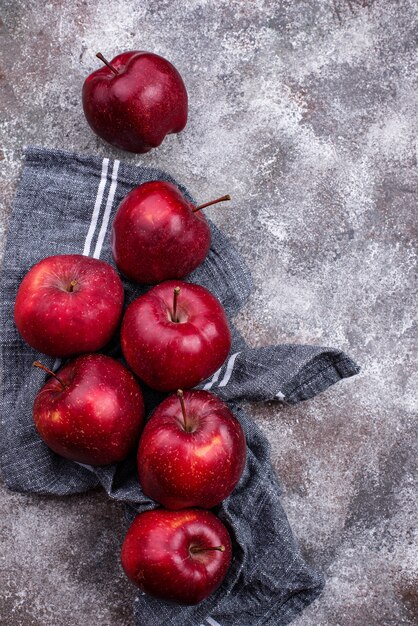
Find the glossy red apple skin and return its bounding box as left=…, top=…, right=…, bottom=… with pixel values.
left=121, top=508, right=232, bottom=605
left=33, top=354, right=144, bottom=466
left=120, top=281, right=231, bottom=392
left=112, top=181, right=211, bottom=284
left=14, top=255, right=124, bottom=358
left=82, top=51, right=188, bottom=153
left=138, top=390, right=246, bottom=509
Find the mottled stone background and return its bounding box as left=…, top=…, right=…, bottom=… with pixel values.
left=0, top=1, right=417, bottom=624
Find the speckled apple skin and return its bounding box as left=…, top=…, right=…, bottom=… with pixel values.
left=138, top=390, right=246, bottom=509
left=112, top=181, right=211, bottom=284
left=33, top=354, right=144, bottom=465
left=14, top=255, right=124, bottom=358
left=121, top=508, right=232, bottom=605
left=82, top=51, right=188, bottom=153
left=120, top=280, right=232, bottom=392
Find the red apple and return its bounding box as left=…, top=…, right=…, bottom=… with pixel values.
left=112, top=181, right=230, bottom=284
left=120, top=281, right=231, bottom=392
left=14, top=255, right=124, bottom=357
left=32, top=354, right=144, bottom=466
left=138, top=390, right=246, bottom=509
left=121, top=508, right=232, bottom=605
left=82, top=51, right=188, bottom=153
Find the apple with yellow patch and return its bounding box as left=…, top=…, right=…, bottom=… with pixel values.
left=137, top=389, right=246, bottom=509
left=121, top=508, right=232, bottom=604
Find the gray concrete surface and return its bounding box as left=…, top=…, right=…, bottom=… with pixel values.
left=1, top=1, right=417, bottom=624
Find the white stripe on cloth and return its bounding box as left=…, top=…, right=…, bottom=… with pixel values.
left=75, top=461, right=95, bottom=472
left=93, top=159, right=120, bottom=259
left=52, top=358, right=62, bottom=372
left=71, top=156, right=115, bottom=477
left=206, top=617, right=223, bottom=626
left=203, top=366, right=222, bottom=391
left=217, top=352, right=240, bottom=388
left=82, top=157, right=109, bottom=257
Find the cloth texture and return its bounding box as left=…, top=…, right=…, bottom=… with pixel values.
left=0, top=147, right=360, bottom=626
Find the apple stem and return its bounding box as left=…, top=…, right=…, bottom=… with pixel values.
left=96, top=52, right=119, bottom=75
left=33, top=361, right=67, bottom=390
left=193, top=194, right=231, bottom=213
left=190, top=545, right=226, bottom=554
left=68, top=280, right=77, bottom=293
left=177, top=389, right=191, bottom=432
left=172, top=286, right=181, bottom=323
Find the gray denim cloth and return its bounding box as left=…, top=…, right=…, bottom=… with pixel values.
left=0, top=147, right=360, bottom=626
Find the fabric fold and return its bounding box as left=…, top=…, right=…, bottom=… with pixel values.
left=198, top=345, right=360, bottom=404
